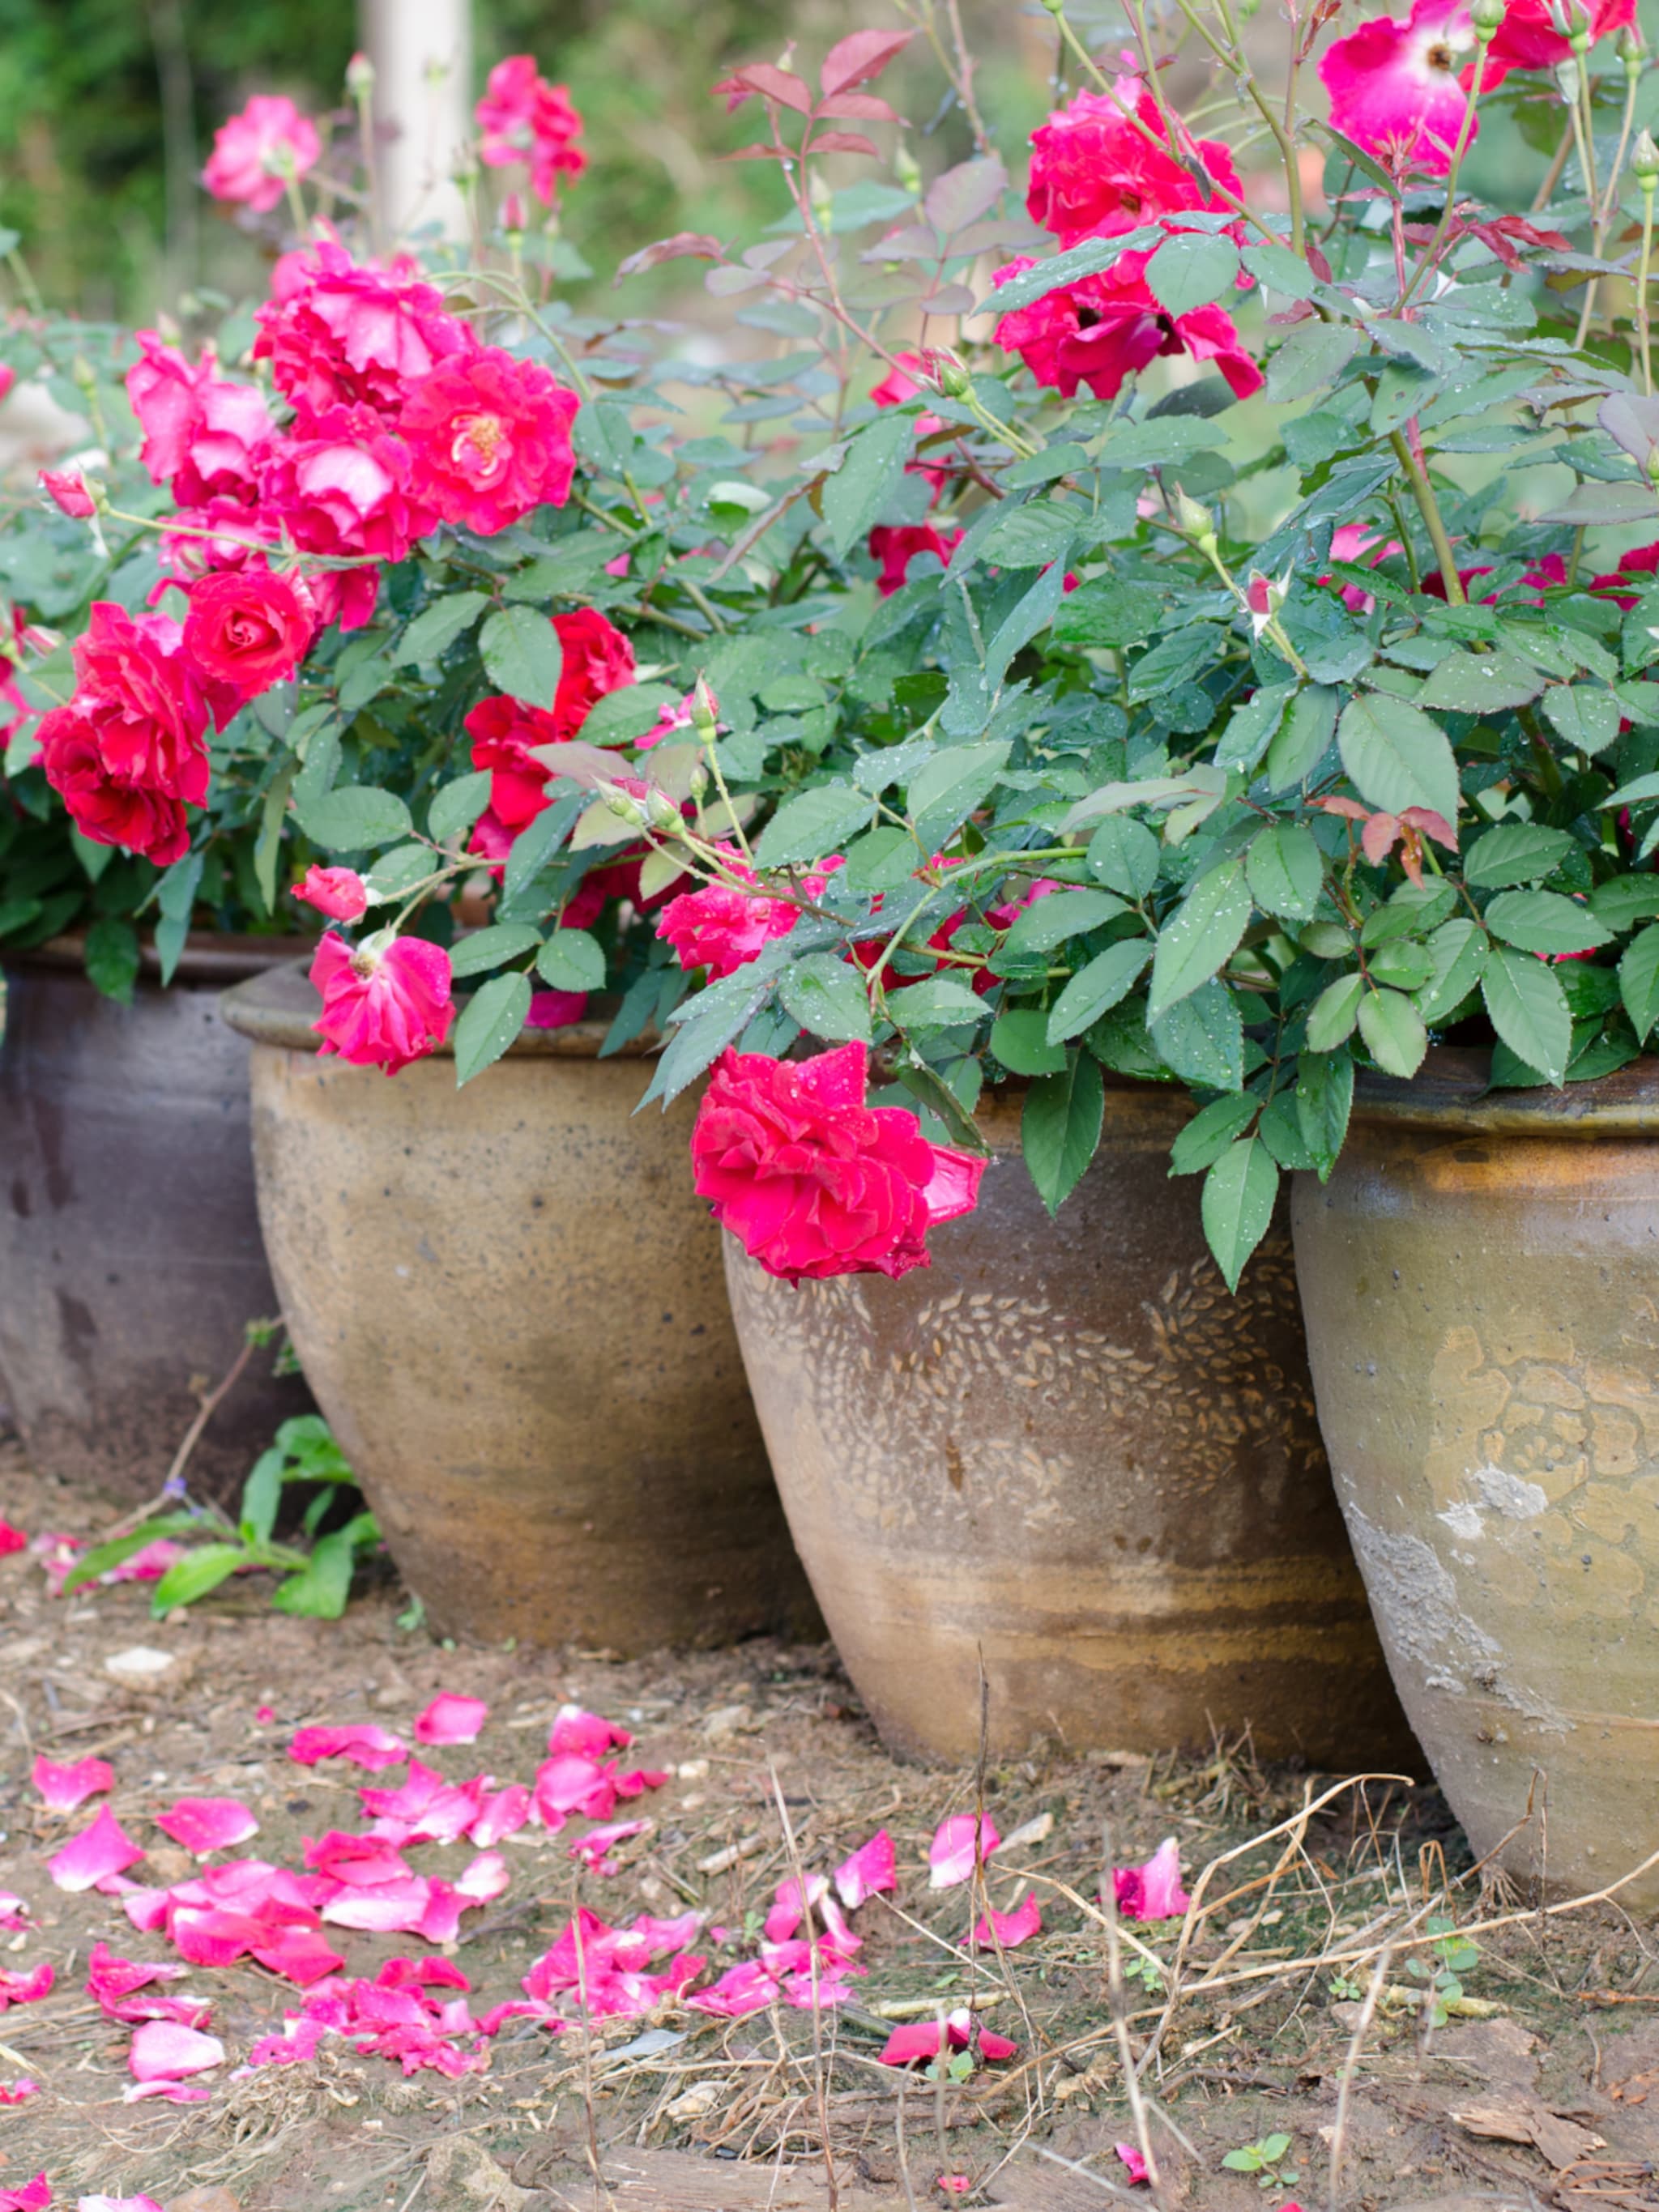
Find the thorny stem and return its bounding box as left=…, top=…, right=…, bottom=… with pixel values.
left=1191, top=0, right=1307, bottom=255
left=1400, top=36, right=1491, bottom=307
left=355, top=77, right=384, bottom=255
left=699, top=725, right=756, bottom=867
left=1532, top=114, right=1576, bottom=210
left=1388, top=431, right=1464, bottom=601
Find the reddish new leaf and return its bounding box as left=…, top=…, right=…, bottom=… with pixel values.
left=719, top=144, right=795, bottom=161
left=713, top=63, right=813, bottom=113
left=616, top=232, right=726, bottom=280
left=807, top=130, right=881, bottom=158
left=813, top=92, right=900, bottom=122
left=820, top=28, right=914, bottom=96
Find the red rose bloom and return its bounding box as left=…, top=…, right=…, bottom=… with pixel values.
left=992, top=249, right=1262, bottom=405
left=465, top=607, right=636, bottom=827
left=1590, top=541, right=1659, bottom=609
left=258, top=404, right=432, bottom=632
left=254, top=240, right=476, bottom=425
left=1026, top=83, right=1243, bottom=246
left=309, top=931, right=454, bottom=1075
left=293, top=865, right=369, bottom=922
left=691, top=1041, right=986, bottom=1283
left=36, top=603, right=210, bottom=865
left=126, top=333, right=275, bottom=508
left=399, top=347, right=581, bottom=535
left=181, top=565, right=316, bottom=722
left=1472, top=0, right=1633, bottom=89
left=868, top=523, right=963, bottom=596
left=655, top=844, right=841, bottom=979
left=475, top=56, right=586, bottom=207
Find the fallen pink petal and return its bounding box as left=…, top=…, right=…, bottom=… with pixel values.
left=0, top=1963, right=53, bottom=2013
left=78, top=2198, right=165, bottom=2211
left=32, top=1753, right=114, bottom=1813
left=154, top=1796, right=260, bottom=1856
left=288, top=1724, right=407, bottom=1770
left=1116, top=2143, right=1150, bottom=2185
left=834, top=1827, right=897, bottom=1908
left=0, top=2080, right=36, bottom=2103
left=928, top=1813, right=1000, bottom=1890
left=48, top=1805, right=144, bottom=1892
left=547, top=1704, right=633, bottom=1756
left=569, top=1818, right=651, bottom=1872
left=0, top=2176, right=50, bottom=2211
left=1111, top=1838, right=1192, bottom=1923
left=0, top=1520, right=26, bottom=1556
left=413, top=1691, right=488, bottom=1744
left=0, top=1894, right=28, bottom=1932
left=127, top=2018, right=225, bottom=2082
left=122, top=2079, right=211, bottom=2103
left=878, top=2007, right=1017, bottom=2066
left=972, top=1894, right=1043, bottom=1949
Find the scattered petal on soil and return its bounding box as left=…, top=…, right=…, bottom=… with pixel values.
left=1111, top=1836, right=1191, bottom=1922
left=1116, top=2143, right=1150, bottom=2185
left=413, top=1691, right=488, bottom=1744
left=288, top=1723, right=407, bottom=1769
left=928, top=1813, right=1000, bottom=1890
left=32, top=1754, right=114, bottom=1813
left=834, top=1826, right=896, bottom=1907
left=155, top=1796, right=260, bottom=1856
left=127, top=2018, right=225, bottom=2082
left=972, top=1894, right=1043, bottom=1949
left=47, top=1805, right=144, bottom=1892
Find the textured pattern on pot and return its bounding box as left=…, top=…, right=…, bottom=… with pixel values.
left=724, top=1080, right=1413, bottom=1767
left=219, top=960, right=815, bottom=1650
left=0, top=937, right=314, bottom=1502
left=1292, top=1049, right=1659, bottom=1905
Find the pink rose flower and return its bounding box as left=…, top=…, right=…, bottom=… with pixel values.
left=1026, top=82, right=1243, bottom=245
left=258, top=403, right=432, bottom=632
left=1590, top=540, right=1659, bottom=608
left=1319, top=0, right=1475, bottom=177
left=527, top=987, right=588, bottom=1029
left=1319, top=524, right=1404, bottom=614
left=993, top=248, right=1262, bottom=405
left=293, top=865, right=369, bottom=922
left=868, top=522, right=963, bottom=596
left=181, top=564, right=315, bottom=719
left=310, top=931, right=455, bottom=1076
left=40, top=468, right=95, bottom=518
left=1472, top=0, right=1633, bottom=89
left=476, top=57, right=587, bottom=206
left=464, top=607, right=637, bottom=827
left=399, top=347, right=581, bottom=535
left=202, top=94, right=321, bottom=213
left=253, top=240, right=476, bottom=424
left=36, top=603, right=211, bottom=864
left=691, top=1040, right=987, bottom=1282
left=126, top=333, right=275, bottom=507
left=656, top=846, right=840, bottom=979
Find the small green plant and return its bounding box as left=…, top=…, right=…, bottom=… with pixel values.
left=1222, top=2133, right=1299, bottom=2192
left=1328, top=1971, right=1365, bottom=2003
left=1124, top=1950, right=1166, bottom=1996
left=62, top=1416, right=379, bottom=1621
left=1405, top=1916, right=1479, bottom=2027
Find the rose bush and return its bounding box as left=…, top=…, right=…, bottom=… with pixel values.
left=11, top=8, right=1659, bottom=1285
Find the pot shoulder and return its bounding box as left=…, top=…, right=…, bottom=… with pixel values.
left=1350, top=1044, right=1659, bottom=1136
left=8, top=931, right=317, bottom=988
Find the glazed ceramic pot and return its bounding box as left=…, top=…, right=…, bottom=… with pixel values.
left=723, top=1077, right=1411, bottom=1765
left=0, top=936, right=314, bottom=1503
left=1293, top=1050, right=1659, bottom=1903
left=218, top=961, right=815, bottom=1651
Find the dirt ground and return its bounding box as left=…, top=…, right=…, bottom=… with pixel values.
left=2, top=1438, right=1658, bottom=2212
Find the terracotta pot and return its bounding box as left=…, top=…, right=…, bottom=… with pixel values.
left=218, top=961, right=816, bottom=1651
left=1292, top=1050, right=1659, bottom=1901
left=0, top=935, right=316, bottom=1503
left=723, top=1079, right=1411, bottom=1765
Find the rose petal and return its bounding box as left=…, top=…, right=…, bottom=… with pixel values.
left=49, top=1805, right=144, bottom=1892
left=0, top=2175, right=50, bottom=2210
left=128, top=2018, right=224, bottom=2082
left=834, top=1828, right=897, bottom=1909
left=0, top=2079, right=37, bottom=2104
left=0, top=1962, right=53, bottom=2012
left=928, top=1813, right=1000, bottom=1890
left=154, top=1796, right=260, bottom=1856
left=971, top=1894, right=1043, bottom=1950
left=1111, top=1838, right=1191, bottom=1923
left=412, top=1693, right=488, bottom=1745
left=1116, top=2144, right=1150, bottom=2185
left=546, top=1704, right=633, bottom=1757
left=32, top=1754, right=114, bottom=1813
left=288, top=1724, right=407, bottom=1770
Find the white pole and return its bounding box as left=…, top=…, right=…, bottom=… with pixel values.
left=358, top=0, right=473, bottom=244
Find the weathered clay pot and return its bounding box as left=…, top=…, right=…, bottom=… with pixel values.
left=723, top=1079, right=1412, bottom=1766
left=0, top=936, right=315, bottom=1503
left=1293, top=1050, right=1659, bottom=1902
left=219, top=961, right=815, bottom=1651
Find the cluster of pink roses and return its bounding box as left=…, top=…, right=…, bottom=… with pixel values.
left=35, top=240, right=581, bottom=870
left=993, top=75, right=1262, bottom=405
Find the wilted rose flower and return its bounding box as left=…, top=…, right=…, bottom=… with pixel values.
left=126, top=334, right=275, bottom=508
left=253, top=240, right=475, bottom=424
left=35, top=603, right=210, bottom=864
left=656, top=846, right=840, bottom=979
left=1026, top=82, right=1243, bottom=245
left=476, top=57, right=586, bottom=206
left=202, top=94, right=322, bottom=213
left=181, top=564, right=315, bottom=720
left=257, top=404, right=432, bottom=631
left=309, top=931, right=454, bottom=1075
left=40, top=469, right=96, bottom=518
left=691, top=1041, right=986, bottom=1281
left=399, top=347, right=581, bottom=535
left=293, top=865, right=369, bottom=922
left=992, top=249, right=1262, bottom=404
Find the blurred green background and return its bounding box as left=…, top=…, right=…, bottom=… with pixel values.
left=1, top=0, right=1653, bottom=323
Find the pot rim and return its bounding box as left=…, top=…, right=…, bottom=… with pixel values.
left=219, top=956, right=650, bottom=1060
left=6, top=931, right=318, bottom=987
left=1350, top=1045, right=1659, bottom=1136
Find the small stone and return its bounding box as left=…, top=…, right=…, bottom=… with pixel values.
left=423, top=2138, right=529, bottom=2209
